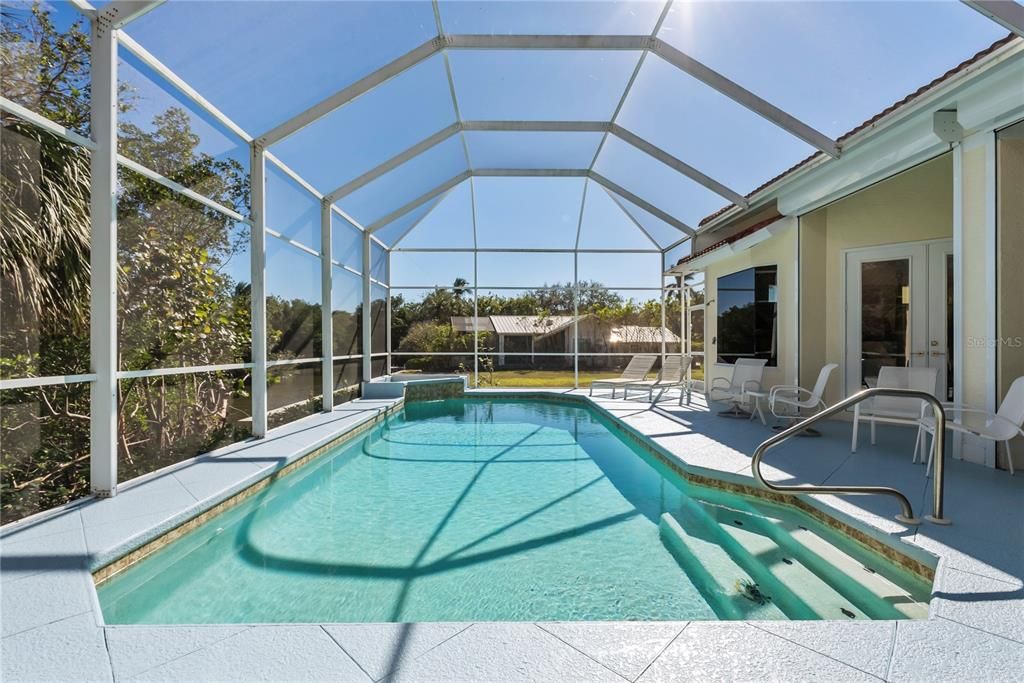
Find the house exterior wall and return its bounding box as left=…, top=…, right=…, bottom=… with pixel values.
left=703, top=216, right=798, bottom=394
left=798, top=154, right=954, bottom=405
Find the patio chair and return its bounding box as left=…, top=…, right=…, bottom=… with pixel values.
left=622, top=354, right=693, bottom=405
left=768, top=363, right=838, bottom=436
left=851, top=366, right=938, bottom=453
left=708, top=358, right=768, bottom=418
left=915, top=375, right=1024, bottom=476
left=589, top=354, right=658, bottom=398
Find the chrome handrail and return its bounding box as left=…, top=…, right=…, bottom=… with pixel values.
left=751, top=387, right=951, bottom=526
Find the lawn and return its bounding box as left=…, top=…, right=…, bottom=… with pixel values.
left=474, top=367, right=705, bottom=388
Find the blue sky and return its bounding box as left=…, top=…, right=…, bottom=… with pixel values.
left=66, top=1, right=1010, bottom=299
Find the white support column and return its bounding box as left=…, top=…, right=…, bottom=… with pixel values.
left=250, top=146, right=268, bottom=437
left=89, top=17, right=118, bottom=496
left=660, top=285, right=667, bottom=366
left=321, top=200, right=333, bottom=412
left=983, top=132, right=999, bottom=466
left=362, top=231, right=372, bottom=382
left=473, top=250, right=479, bottom=387
left=386, top=249, right=392, bottom=376
left=573, top=251, right=580, bottom=389
left=955, top=131, right=1000, bottom=467
left=953, top=143, right=964, bottom=460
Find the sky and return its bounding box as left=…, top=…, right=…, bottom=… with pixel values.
left=49, top=0, right=1010, bottom=300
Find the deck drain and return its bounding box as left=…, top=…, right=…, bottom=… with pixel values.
left=798, top=525, right=809, bottom=531
left=781, top=557, right=793, bottom=565
left=733, top=519, right=744, bottom=526
left=840, top=608, right=856, bottom=619
left=863, top=566, right=877, bottom=574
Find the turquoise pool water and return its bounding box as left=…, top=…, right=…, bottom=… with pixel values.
left=98, top=398, right=931, bottom=624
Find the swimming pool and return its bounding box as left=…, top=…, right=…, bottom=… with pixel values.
left=97, top=398, right=931, bottom=624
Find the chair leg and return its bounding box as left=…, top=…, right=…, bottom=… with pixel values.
left=913, top=426, right=922, bottom=464
left=851, top=413, right=859, bottom=453
left=870, top=418, right=876, bottom=445
left=1006, top=440, right=1015, bottom=476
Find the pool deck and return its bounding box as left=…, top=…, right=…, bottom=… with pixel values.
left=2, top=389, right=1022, bottom=681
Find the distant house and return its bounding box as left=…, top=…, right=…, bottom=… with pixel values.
left=451, top=315, right=681, bottom=367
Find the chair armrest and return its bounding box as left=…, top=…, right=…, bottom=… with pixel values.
left=742, top=380, right=761, bottom=393
left=769, top=385, right=808, bottom=401
left=710, top=377, right=731, bottom=389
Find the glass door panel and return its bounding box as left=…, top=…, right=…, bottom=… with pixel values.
left=859, top=258, right=911, bottom=388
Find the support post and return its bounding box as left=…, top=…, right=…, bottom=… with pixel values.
left=386, top=250, right=392, bottom=376
left=321, top=200, right=333, bottom=411
left=362, top=231, right=372, bottom=382
left=573, top=251, right=579, bottom=389
left=89, top=17, right=118, bottom=496
left=250, top=145, right=268, bottom=436
left=661, top=283, right=667, bottom=366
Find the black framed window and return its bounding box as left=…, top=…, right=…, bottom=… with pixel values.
left=716, top=265, right=777, bottom=365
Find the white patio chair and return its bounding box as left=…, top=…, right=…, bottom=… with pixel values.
left=915, top=375, right=1024, bottom=476
left=589, top=354, right=658, bottom=398
left=708, top=358, right=767, bottom=418
left=851, top=366, right=938, bottom=453
left=623, top=354, right=693, bottom=405
left=769, top=363, right=838, bottom=435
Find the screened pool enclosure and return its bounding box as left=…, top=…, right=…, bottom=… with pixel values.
left=1, top=0, right=1015, bottom=520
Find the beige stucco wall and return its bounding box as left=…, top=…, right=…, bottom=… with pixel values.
left=703, top=217, right=798, bottom=393
left=997, top=122, right=1024, bottom=471
left=799, top=154, right=954, bottom=405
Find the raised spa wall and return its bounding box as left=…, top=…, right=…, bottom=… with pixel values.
left=362, top=375, right=467, bottom=402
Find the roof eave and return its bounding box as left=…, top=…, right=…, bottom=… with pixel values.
left=697, top=33, right=1023, bottom=236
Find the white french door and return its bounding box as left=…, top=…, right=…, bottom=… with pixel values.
left=844, top=240, right=953, bottom=399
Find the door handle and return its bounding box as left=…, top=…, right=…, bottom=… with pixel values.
left=910, top=351, right=927, bottom=357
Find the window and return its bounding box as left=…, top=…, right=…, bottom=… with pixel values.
left=716, top=265, right=777, bottom=365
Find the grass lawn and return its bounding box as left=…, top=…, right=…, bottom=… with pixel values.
left=475, top=366, right=705, bottom=388
left=477, top=370, right=620, bottom=388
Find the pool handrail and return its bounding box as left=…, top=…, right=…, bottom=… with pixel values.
left=751, top=387, right=951, bottom=526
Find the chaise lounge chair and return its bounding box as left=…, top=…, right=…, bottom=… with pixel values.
left=622, top=354, right=693, bottom=405
left=589, top=354, right=658, bottom=398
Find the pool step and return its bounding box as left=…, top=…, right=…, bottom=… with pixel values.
left=697, top=500, right=928, bottom=620
left=658, top=513, right=786, bottom=620
left=703, top=506, right=869, bottom=621
left=673, top=497, right=822, bottom=620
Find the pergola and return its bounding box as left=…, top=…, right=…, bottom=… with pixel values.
left=2, top=0, right=1019, bottom=500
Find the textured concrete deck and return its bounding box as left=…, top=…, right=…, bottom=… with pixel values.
left=2, top=390, right=1022, bottom=681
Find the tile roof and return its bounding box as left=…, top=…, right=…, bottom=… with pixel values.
left=696, top=32, right=1019, bottom=229
left=675, top=213, right=783, bottom=266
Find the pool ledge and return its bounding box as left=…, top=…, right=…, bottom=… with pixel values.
left=2, top=390, right=1022, bottom=681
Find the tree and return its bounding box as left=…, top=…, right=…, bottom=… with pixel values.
left=1, top=3, right=255, bottom=520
